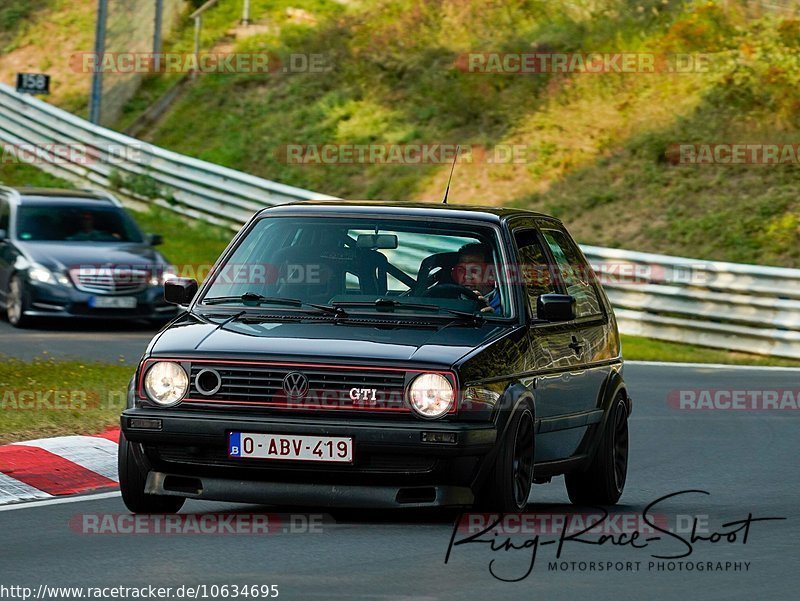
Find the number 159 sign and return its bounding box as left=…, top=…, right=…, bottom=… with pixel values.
left=16, top=73, right=50, bottom=95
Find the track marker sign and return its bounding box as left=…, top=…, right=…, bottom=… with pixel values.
left=16, top=73, right=50, bottom=95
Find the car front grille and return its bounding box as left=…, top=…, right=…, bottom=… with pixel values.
left=183, top=362, right=410, bottom=412
left=69, top=267, right=149, bottom=294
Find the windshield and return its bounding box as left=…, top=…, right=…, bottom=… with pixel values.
left=15, top=204, right=145, bottom=243
left=200, top=215, right=512, bottom=318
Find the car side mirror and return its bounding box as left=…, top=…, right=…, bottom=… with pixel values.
left=537, top=293, right=576, bottom=322
left=147, top=233, right=163, bottom=246
left=164, top=278, right=198, bottom=305
left=0, top=229, right=7, bottom=240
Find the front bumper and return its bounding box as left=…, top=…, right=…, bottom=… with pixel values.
left=25, top=281, right=177, bottom=320
left=122, top=408, right=497, bottom=507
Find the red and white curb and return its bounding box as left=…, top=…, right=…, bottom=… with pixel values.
left=0, top=428, right=120, bottom=506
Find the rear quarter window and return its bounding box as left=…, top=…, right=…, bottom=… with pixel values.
left=541, top=228, right=602, bottom=319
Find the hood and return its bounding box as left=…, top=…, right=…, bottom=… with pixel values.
left=148, top=313, right=516, bottom=367
left=18, top=241, right=165, bottom=271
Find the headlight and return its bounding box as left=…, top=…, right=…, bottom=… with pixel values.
left=143, top=361, right=188, bottom=406
left=408, top=373, right=455, bottom=419
left=29, top=264, right=70, bottom=286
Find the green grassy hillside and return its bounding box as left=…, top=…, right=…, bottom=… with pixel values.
left=116, top=0, right=798, bottom=267
left=0, top=0, right=95, bottom=113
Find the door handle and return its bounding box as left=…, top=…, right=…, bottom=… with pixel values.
left=568, top=335, right=584, bottom=354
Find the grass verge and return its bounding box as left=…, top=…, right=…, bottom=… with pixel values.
left=0, top=357, right=131, bottom=445
left=621, top=334, right=800, bottom=368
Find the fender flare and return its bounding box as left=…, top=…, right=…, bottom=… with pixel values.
left=470, top=381, right=534, bottom=490
left=576, top=369, right=630, bottom=466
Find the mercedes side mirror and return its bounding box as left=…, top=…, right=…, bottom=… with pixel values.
left=164, top=278, right=198, bottom=306
left=537, top=293, right=576, bottom=322
left=147, top=233, right=164, bottom=246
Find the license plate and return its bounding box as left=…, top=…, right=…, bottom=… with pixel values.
left=88, top=296, right=137, bottom=309
left=229, top=432, right=353, bottom=463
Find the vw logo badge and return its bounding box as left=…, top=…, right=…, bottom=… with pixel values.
left=283, top=372, right=309, bottom=398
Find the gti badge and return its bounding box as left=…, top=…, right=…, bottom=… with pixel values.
left=349, top=388, right=378, bottom=401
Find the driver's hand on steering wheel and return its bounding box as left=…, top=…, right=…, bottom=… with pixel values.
left=470, top=290, right=494, bottom=313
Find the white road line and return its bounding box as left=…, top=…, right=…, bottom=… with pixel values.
left=626, top=360, right=800, bottom=371
left=0, top=473, right=52, bottom=505
left=13, top=436, right=120, bottom=482
left=0, top=491, right=121, bottom=512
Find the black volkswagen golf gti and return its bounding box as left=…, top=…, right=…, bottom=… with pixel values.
left=120, top=201, right=631, bottom=513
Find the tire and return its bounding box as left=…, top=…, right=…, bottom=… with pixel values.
left=477, top=407, right=534, bottom=512
left=565, top=394, right=629, bottom=506
left=6, top=275, right=33, bottom=328
left=118, top=431, right=185, bottom=514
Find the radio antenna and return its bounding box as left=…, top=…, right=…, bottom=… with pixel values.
left=442, top=145, right=460, bottom=205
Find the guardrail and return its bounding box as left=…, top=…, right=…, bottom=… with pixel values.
left=1, top=83, right=798, bottom=358
left=0, top=83, right=335, bottom=230
left=580, top=245, right=800, bottom=359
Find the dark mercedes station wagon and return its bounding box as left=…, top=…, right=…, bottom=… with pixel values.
left=119, top=202, right=631, bottom=513
left=0, top=187, right=177, bottom=327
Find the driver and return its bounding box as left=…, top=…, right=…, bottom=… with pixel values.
left=452, top=242, right=501, bottom=313
left=70, top=211, right=114, bottom=241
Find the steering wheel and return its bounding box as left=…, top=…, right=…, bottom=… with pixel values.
left=419, top=283, right=485, bottom=305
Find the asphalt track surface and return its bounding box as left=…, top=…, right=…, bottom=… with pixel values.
left=1, top=363, right=798, bottom=600
left=0, top=318, right=156, bottom=364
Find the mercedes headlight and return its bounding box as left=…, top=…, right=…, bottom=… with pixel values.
left=408, top=373, right=455, bottom=419
left=149, top=266, right=178, bottom=287
left=29, top=263, right=70, bottom=286
left=143, top=361, right=188, bottom=406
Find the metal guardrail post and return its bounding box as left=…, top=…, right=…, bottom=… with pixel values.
left=88, top=0, right=108, bottom=124
left=192, top=15, right=201, bottom=80
left=153, top=0, right=164, bottom=73
left=189, top=0, right=221, bottom=80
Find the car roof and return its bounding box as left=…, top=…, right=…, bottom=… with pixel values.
left=260, top=200, right=559, bottom=224
left=0, top=186, right=118, bottom=206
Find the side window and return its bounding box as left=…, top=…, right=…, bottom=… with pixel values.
left=513, top=229, right=555, bottom=318
left=0, top=199, right=9, bottom=233
left=541, top=228, right=602, bottom=318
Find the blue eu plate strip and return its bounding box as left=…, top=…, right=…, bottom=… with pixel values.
left=229, top=432, right=241, bottom=457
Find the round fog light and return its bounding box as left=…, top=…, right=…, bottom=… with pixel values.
left=195, top=368, right=222, bottom=396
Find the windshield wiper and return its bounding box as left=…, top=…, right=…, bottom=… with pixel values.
left=203, top=293, right=347, bottom=317
left=333, top=298, right=485, bottom=324
left=332, top=298, right=443, bottom=312
left=440, top=307, right=486, bottom=324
